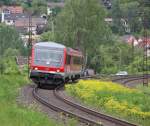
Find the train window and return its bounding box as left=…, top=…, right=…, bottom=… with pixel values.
left=66, top=55, right=71, bottom=65
left=34, top=48, right=64, bottom=67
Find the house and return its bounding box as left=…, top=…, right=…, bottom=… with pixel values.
left=137, top=38, right=150, bottom=47
left=0, top=6, right=25, bottom=25
left=0, top=6, right=23, bottom=14
left=121, top=35, right=138, bottom=46
left=120, top=35, right=150, bottom=57
left=0, top=10, right=47, bottom=34
left=0, top=13, right=28, bottom=25
left=138, top=38, right=150, bottom=57
left=14, top=17, right=47, bottom=35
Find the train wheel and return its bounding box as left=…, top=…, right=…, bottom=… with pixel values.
left=60, top=79, right=65, bottom=87
left=72, top=78, right=79, bottom=83
left=65, top=78, right=69, bottom=83
left=71, top=78, right=76, bottom=83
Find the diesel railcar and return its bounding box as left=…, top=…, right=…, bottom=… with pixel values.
left=30, top=42, right=83, bottom=86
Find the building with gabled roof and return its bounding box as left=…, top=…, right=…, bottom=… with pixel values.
left=120, top=35, right=138, bottom=46
left=0, top=13, right=28, bottom=25
left=138, top=38, right=150, bottom=48
left=0, top=6, right=23, bottom=14
left=14, top=17, right=47, bottom=35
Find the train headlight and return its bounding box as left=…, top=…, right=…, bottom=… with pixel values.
left=35, top=67, right=38, bottom=70
left=56, top=69, right=60, bottom=72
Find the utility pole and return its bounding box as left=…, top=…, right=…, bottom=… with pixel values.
left=0, top=19, right=4, bottom=74
left=27, top=0, right=32, bottom=78
left=143, top=21, right=148, bottom=86
left=131, top=38, right=134, bottom=73
left=141, top=1, right=149, bottom=86
left=117, top=47, right=122, bottom=70
left=0, top=36, right=3, bottom=75
left=27, top=13, right=32, bottom=77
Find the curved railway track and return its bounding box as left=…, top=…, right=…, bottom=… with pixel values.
left=112, top=75, right=150, bottom=87
left=32, top=87, right=102, bottom=126
left=32, top=85, right=137, bottom=126
left=54, top=86, right=138, bottom=126
left=112, top=75, right=150, bottom=97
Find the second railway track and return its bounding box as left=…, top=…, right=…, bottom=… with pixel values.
left=112, top=75, right=150, bottom=87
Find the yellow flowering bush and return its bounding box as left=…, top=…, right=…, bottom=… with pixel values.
left=66, top=80, right=150, bottom=126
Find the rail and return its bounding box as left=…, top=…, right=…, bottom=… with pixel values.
left=32, top=87, right=103, bottom=126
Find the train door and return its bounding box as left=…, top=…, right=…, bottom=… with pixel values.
left=66, top=54, right=71, bottom=73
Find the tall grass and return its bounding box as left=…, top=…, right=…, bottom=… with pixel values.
left=136, top=84, right=150, bottom=95
left=66, top=80, right=150, bottom=126
left=0, top=73, right=79, bottom=126
left=0, top=74, right=61, bottom=126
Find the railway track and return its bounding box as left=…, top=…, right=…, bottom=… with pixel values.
left=80, top=74, right=149, bottom=89
left=32, top=87, right=102, bottom=126
left=32, top=85, right=137, bottom=126
left=112, top=75, right=150, bottom=87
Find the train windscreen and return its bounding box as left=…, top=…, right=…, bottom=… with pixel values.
left=34, top=47, right=64, bottom=67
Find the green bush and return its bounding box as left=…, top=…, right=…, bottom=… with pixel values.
left=3, top=57, right=20, bottom=75
left=0, top=75, right=59, bottom=126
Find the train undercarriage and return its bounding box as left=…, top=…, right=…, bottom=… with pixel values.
left=30, top=70, right=80, bottom=88
left=30, top=71, right=64, bottom=87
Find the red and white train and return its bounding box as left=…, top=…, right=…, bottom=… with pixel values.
left=30, top=42, right=83, bottom=86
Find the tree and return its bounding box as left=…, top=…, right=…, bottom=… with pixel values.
left=89, top=41, right=135, bottom=74
left=31, top=0, right=47, bottom=15
left=0, top=24, right=24, bottom=54
left=53, top=0, right=114, bottom=73
left=55, top=0, right=112, bottom=55
left=138, top=0, right=150, bottom=30
left=0, top=24, right=24, bottom=74
left=22, top=0, right=47, bottom=15
left=40, top=31, right=56, bottom=41
left=111, top=0, right=150, bottom=35
left=111, top=0, right=125, bottom=35
left=2, top=48, right=20, bottom=74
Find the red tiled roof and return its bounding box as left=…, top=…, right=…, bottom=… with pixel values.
left=0, top=6, right=23, bottom=14
left=15, top=18, right=46, bottom=27
left=138, top=38, right=150, bottom=47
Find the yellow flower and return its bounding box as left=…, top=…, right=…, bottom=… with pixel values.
left=65, top=79, right=150, bottom=119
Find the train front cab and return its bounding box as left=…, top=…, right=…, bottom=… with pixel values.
left=30, top=46, right=66, bottom=86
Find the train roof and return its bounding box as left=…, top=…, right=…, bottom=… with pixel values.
left=34, top=42, right=83, bottom=56
left=34, top=42, right=66, bottom=49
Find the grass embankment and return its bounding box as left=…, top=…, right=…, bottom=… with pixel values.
left=66, top=80, right=150, bottom=126
left=136, top=84, right=150, bottom=95
left=0, top=74, right=77, bottom=126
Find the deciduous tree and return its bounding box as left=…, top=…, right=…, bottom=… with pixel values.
left=55, top=0, right=112, bottom=54
left=0, top=24, right=24, bottom=74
